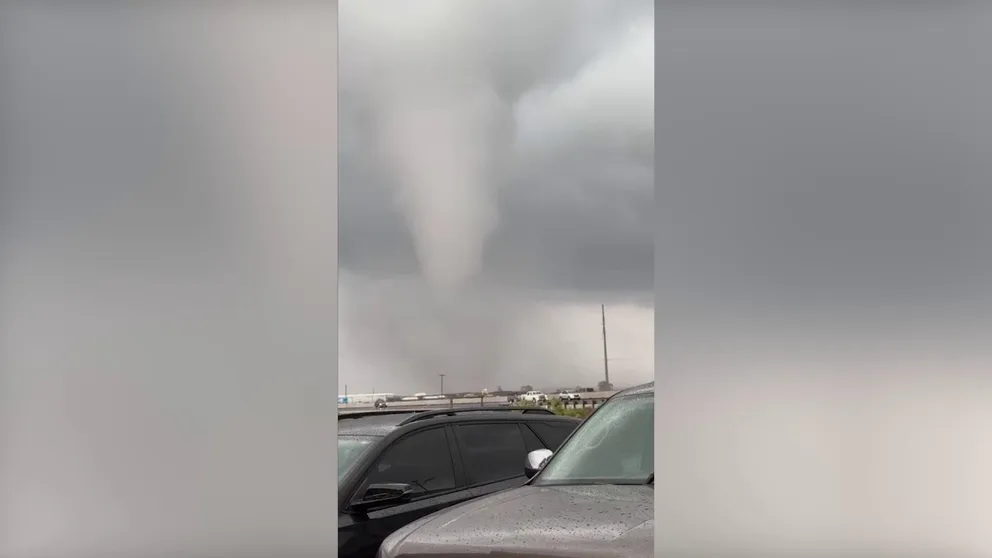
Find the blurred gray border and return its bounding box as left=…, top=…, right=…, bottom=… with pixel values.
left=0, top=3, right=340, bottom=557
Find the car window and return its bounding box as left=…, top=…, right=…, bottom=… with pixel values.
left=519, top=423, right=547, bottom=452
left=453, top=423, right=528, bottom=485
left=534, top=393, right=653, bottom=486
left=527, top=422, right=575, bottom=450
left=361, top=427, right=456, bottom=496
left=338, top=435, right=379, bottom=481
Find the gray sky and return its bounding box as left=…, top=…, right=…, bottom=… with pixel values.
left=339, top=2, right=654, bottom=295
left=338, top=0, right=654, bottom=394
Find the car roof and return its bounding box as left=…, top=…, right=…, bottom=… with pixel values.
left=337, top=407, right=578, bottom=437
left=338, top=415, right=405, bottom=437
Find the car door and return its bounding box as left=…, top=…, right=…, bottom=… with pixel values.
left=451, top=421, right=535, bottom=498
left=338, top=425, right=471, bottom=558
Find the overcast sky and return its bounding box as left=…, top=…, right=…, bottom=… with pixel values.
left=338, top=0, right=654, bottom=394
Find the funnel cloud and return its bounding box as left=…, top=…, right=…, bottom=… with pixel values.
left=339, top=0, right=655, bottom=394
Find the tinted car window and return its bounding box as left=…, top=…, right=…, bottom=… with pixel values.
left=519, top=423, right=546, bottom=452
left=339, top=435, right=378, bottom=481
left=454, top=423, right=527, bottom=485
left=528, top=422, right=575, bottom=450
left=362, top=427, right=456, bottom=495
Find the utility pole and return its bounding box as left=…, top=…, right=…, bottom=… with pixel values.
left=439, top=373, right=446, bottom=395
left=601, top=304, right=610, bottom=389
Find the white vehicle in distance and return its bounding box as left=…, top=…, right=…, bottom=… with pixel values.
left=557, top=390, right=582, bottom=401
left=520, top=390, right=548, bottom=404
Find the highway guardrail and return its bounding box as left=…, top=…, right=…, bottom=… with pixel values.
left=339, top=391, right=618, bottom=411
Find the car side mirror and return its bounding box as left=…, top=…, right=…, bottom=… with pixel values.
left=524, top=449, right=553, bottom=479
left=351, top=482, right=414, bottom=513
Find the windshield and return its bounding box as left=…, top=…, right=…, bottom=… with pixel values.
left=338, top=435, right=378, bottom=481
left=533, top=392, right=653, bottom=486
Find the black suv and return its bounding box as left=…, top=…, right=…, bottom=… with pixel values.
left=338, top=407, right=582, bottom=558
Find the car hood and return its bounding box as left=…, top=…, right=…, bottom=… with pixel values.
left=379, top=484, right=653, bottom=558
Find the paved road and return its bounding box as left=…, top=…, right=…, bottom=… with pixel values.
left=340, top=396, right=509, bottom=410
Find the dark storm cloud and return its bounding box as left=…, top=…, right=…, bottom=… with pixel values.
left=338, top=117, right=655, bottom=296
left=338, top=1, right=653, bottom=396
left=657, top=4, right=992, bottom=322
left=338, top=0, right=654, bottom=299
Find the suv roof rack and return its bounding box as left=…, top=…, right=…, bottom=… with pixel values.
left=397, top=406, right=555, bottom=426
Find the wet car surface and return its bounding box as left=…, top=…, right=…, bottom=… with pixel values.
left=378, top=483, right=653, bottom=557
